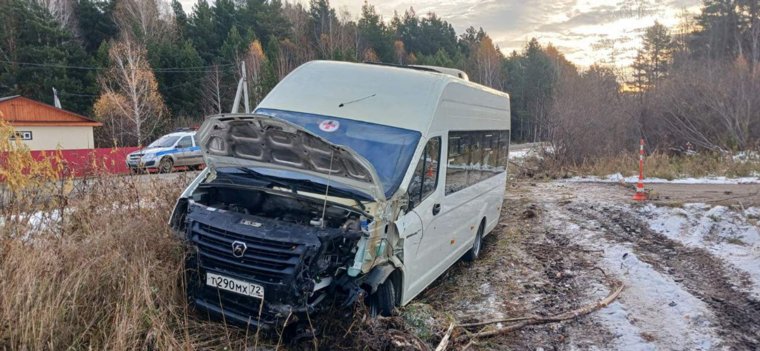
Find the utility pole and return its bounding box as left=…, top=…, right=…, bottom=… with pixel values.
left=231, top=61, right=249, bottom=113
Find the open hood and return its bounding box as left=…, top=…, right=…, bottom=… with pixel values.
left=196, top=114, right=386, bottom=201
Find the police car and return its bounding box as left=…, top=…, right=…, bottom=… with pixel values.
left=126, top=130, right=204, bottom=173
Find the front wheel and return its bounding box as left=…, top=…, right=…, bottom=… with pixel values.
left=463, top=221, right=484, bottom=262
left=158, top=157, right=174, bottom=173
left=368, top=278, right=395, bottom=317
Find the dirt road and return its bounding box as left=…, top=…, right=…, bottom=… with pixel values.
left=419, top=181, right=760, bottom=350
left=648, top=183, right=760, bottom=207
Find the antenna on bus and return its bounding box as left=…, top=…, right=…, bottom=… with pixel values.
left=318, top=150, right=334, bottom=229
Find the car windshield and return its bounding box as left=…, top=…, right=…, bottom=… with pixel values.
left=255, top=108, right=421, bottom=198
left=147, top=135, right=180, bottom=148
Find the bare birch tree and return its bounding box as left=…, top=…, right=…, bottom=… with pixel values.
left=114, top=0, right=174, bottom=43
left=201, top=64, right=223, bottom=116
left=94, top=37, right=167, bottom=146
left=32, top=0, right=75, bottom=30
left=473, top=35, right=503, bottom=89
left=245, top=40, right=268, bottom=105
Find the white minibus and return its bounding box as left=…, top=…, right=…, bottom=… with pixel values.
left=170, top=60, right=510, bottom=328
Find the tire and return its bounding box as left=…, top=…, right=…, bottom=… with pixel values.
left=463, top=221, right=485, bottom=262
left=158, top=157, right=174, bottom=173
left=368, top=278, right=396, bottom=317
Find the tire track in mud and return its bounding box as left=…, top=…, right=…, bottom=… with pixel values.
left=567, top=204, right=760, bottom=349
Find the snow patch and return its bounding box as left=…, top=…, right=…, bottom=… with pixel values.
left=542, top=201, right=721, bottom=350
left=566, top=173, right=760, bottom=184
left=640, top=203, right=760, bottom=298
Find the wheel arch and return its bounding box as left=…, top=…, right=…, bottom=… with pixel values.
left=363, top=264, right=403, bottom=307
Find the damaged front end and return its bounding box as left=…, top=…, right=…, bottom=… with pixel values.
left=170, top=114, right=412, bottom=328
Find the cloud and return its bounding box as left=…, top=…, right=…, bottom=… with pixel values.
left=177, top=0, right=702, bottom=67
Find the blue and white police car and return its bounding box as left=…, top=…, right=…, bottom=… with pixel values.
left=126, top=130, right=204, bottom=173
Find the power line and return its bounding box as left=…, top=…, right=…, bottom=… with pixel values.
left=0, top=60, right=236, bottom=73
left=58, top=91, right=98, bottom=97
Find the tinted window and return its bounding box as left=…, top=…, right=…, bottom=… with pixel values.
left=407, top=137, right=441, bottom=208
left=480, top=132, right=500, bottom=176
left=445, top=132, right=470, bottom=194
left=446, top=130, right=509, bottom=195
left=497, top=131, right=510, bottom=171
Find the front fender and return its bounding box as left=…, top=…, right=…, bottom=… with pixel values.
left=363, top=264, right=397, bottom=294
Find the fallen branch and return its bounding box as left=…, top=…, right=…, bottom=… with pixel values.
left=457, top=316, right=535, bottom=329
left=434, top=323, right=454, bottom=351
left=455, top=283, right=624, bottom=343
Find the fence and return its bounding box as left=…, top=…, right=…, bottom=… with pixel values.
left=28, top=147, right=141, bottom=177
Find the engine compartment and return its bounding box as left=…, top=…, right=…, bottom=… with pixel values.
left=181, top=181, right=370, bottom=326
left=192, top=184, right=364, bottom=231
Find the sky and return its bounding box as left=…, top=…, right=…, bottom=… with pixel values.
left=179, top=0, right=702, bottom=69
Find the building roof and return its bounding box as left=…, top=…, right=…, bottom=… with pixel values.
left=0, top=95, right=102, bottom=127
left=0, top=95, right=20, bottom=103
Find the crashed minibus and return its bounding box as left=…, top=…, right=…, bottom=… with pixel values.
left=170, top=60, right=511, bottom=329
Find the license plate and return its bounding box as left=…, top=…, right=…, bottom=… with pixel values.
left=206, top=272, right=264, bottom=299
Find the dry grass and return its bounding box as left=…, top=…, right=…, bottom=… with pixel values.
left=0, top=171, right=246, bottom=350
left=0, top=121, right=427, bottom=350
left=540, top=151, right=760, bottom=180
left=0, top=121, right=268, bottom=350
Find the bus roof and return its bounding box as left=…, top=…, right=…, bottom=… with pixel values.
left=256, top=61, right=509, bottom=133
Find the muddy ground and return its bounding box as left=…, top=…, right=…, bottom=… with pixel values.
left=414, top=181, right=760, bottom=350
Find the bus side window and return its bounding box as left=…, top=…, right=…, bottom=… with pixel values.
left=497, top=131, right=510, bottom=171
left=446, top=132, right=470, bottom=194
left=407, top=137, right=441, bottom=209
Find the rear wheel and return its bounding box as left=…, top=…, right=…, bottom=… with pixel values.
left=158, top=157, right=174, bottom=173
left=463, top=221, right=485, bottom=262
left=368, top=278, right=395, bottom=317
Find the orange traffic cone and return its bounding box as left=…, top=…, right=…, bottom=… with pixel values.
left=633, top=138, right=648, bottom=201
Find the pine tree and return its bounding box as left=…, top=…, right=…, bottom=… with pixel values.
left=187, top=0, right=217, bottom=63
left=213, top=0, right=238, bottom=51
left=642, top=21, right=672, bottom=85
left=0, top=0, right=97, bottom=114
left=628, top=21, right=672, bottom=91
left=148, top=40, right=204, bottom=119
left=358, top=2, right=392, bottom=62
left=75, top=0, right=118, bottom=54
left=171, top=0, right=188, bottom=35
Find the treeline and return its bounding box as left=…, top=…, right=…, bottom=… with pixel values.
left=526, top=0, right=760, bottom=163
left=0, top=0, right=507, bottom=146
left=1, top=0, right=758, bottom=154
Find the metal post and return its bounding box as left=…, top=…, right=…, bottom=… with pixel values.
left=241, top=62, right=250, bottom=113
left=230, top=61, right=248, bottom=113
left=633, top=138, right=648, bottom=201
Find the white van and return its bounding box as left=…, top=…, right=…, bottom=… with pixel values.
left=170, top=61, right=510, bottom=328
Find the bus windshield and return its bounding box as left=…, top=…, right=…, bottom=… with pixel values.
left=255, top=108, right=421, bottom=198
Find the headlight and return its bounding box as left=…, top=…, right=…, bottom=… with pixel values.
left=142, top=153, right=156, bottom=161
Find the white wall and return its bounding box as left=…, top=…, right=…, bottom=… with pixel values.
left=12, top=125, right=95, bottom=150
